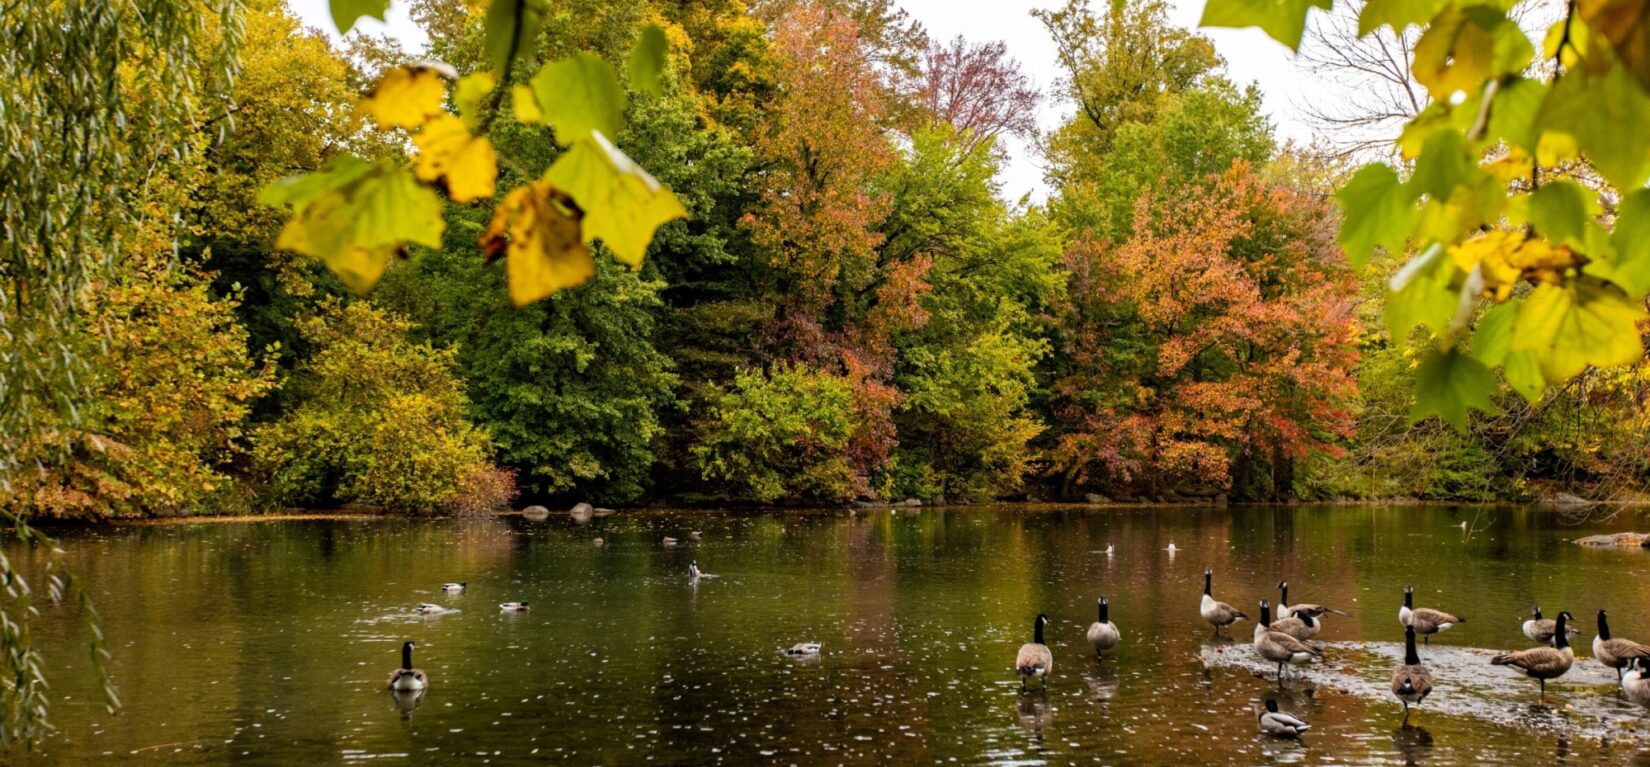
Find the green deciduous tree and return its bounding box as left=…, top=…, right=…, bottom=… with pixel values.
left=253, top=300, right=495, bottom=512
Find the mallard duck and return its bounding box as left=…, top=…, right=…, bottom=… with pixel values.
left=499, top=601, right=530, bottom=612
left=1016, top=614, right=1053, bottom=690
left=441, top=582, right=466, bottom=594
left=1257, top=699, right=1310, bottom=738
left=1086, top=596, right=1121, bottom=658
left=785, top=642, right=822, bottom=657
left=417, top=603, right=448, bottom=615
left=1391, top=625, right=1434, bottom=722
left=1491, top=610, right=1574, bottom=698
left=1200, top=567, right=1247, bottom=637
left=387, top=641, right=428, bottom=691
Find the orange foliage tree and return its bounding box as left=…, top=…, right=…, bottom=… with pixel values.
left=740, top=2, right=929, bottom=493
left=1052, top=162, right=1359, bottom=498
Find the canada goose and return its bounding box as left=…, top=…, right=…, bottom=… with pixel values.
left=1016, top=613, right=1053, bottom=690
left=1491, top=610, right=1575, bottom=697
left=387, top=641, right=428, bottom=691
left=417, top=603, right=448, bottom=615
left=441, top=582, right=466, bottom=594
left=499, top=601, right=530, bottom=612
left=1593, top=609, right=1650, bottom=680
left=662, top=536, right=678, bottom=546
left=1401, top=586, right=1464, bottom=645
left=785, top=642, right=822, bottom=656
left=1522, top=605, right=1579, bottom=645
left=1200, top=567, right=1248, bottom=637
left=1277, top=581, right=1351, bottom=624
left=689, top=531, right=703, bottom=540
left=1086, top=596, right=1121, bottom=658
left=1255, top=608, right=1317, bottom=642
left=1391, top=625, right=1434, bottom=722
left=1253, top=600, right=1322, bottom=682
left=1623, top=657, right=1650, bottom=706
left=1257, top=698, right=1310, bottom=738
left=689, top=561, right=718, bottom=579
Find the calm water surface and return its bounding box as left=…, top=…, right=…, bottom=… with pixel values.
left=24, top=504, right=1650, bottom=765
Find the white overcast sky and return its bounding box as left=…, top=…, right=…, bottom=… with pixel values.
left=289, top=0, right=1318, bottom=202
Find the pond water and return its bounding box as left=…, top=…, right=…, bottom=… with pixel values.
left=24, top=504, right=1650, bottom=765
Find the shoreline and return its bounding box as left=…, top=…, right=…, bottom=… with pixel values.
left=30, top=496, right=1650, bottom=528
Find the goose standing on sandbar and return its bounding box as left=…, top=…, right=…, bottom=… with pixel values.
left=1277, top=581, right=1351, bottom=630
left=1200, top=567, right=1247, bottom=637
left=1253, top=599, right=1322, bottom=683
left=1491, top=610, right=1575, bottom=698
left=1400, top=585, right=1464, bottom=645
left=1016, top=613, right=1053, bottom=690
left=387, top=641, right=428, bottom=691
left=1391, top=625, right=1434, bottom=722
left=1623, top=657, right=1650, bottom=706
left=1522, top=605, right=1578, bottom=645
left=1257, top=699, right=1310, bottom=738
left=1086, top=596, right=1121, bottom=658
left=1593, top=609, right=1650, bottom=680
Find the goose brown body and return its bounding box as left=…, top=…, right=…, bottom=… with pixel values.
left=1016, top=614, right=1053, bottom=689
left=1253, top=600, right=1322, bottom=682
left=1522, top=606, right=1579, bottom=644
left=388, top=641, right=428, bottom=692
left=1400, top=586, right=1463, bottom=644
left=1593, top=610, right=1650, bottom=679
left=1200, top=568, right=1247, bottom=637
left=1491, top=610, right=1575, bottom=696
left=1086, top=597, right=1121, bottom=657
left=1391, top=625, right=1433, bottom=721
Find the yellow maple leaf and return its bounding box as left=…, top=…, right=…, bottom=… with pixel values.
left=1485, top=148, right=1534, bottom=184
left=414, top=115, right=498, bottom=203
left=361, top=64, right=450, bottom=130
left=512, top=84, right=542, bottom=123
left=480, top=181, right=594, bottom=305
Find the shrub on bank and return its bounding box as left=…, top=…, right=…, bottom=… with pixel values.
left=691, top=364, right=860, bottom=504
left=20, top=257, right=275, bottom=517
left=253, top=300, right=494, bottom=513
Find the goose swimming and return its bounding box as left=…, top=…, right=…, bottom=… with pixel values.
left=387, top=641, right=428, bottom=692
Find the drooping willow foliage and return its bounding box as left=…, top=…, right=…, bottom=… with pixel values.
left=0, top=0, right=242, bottom=745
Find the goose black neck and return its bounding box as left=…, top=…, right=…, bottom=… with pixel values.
left=1034, top=617, right=1045, bottom=645
left=1598, top=611, right=1611, bottom=641
left=1532, top=606, right=1542, bottom=620
left=1203, top=571, right=1211, bottom=596
left=1556, top=614, right=1571, bottom=649
left=1403, top=588, right=1413, bottom=608
left=1279, top=583, right=1289, bottom=606
left=1404, top=626, right=1420, bottom=665
left=1259, top=601, right=1272, bottom=627
left=401, top=642, right=413, bottom=671
left=1099, top=600, right=1109, bottom=624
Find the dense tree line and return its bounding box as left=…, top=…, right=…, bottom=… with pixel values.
left=11, top=0, right=1650, bottom=517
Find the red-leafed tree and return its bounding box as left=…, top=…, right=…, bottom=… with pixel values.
left=915, top=36, right=1041, bottom=154
left=1051, top=162, right=1359, bottom=499
left=741, top=2, right=930, bottom=494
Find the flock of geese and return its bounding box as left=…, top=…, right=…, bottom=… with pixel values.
left=1014, top=567, right=1650, bottom=739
